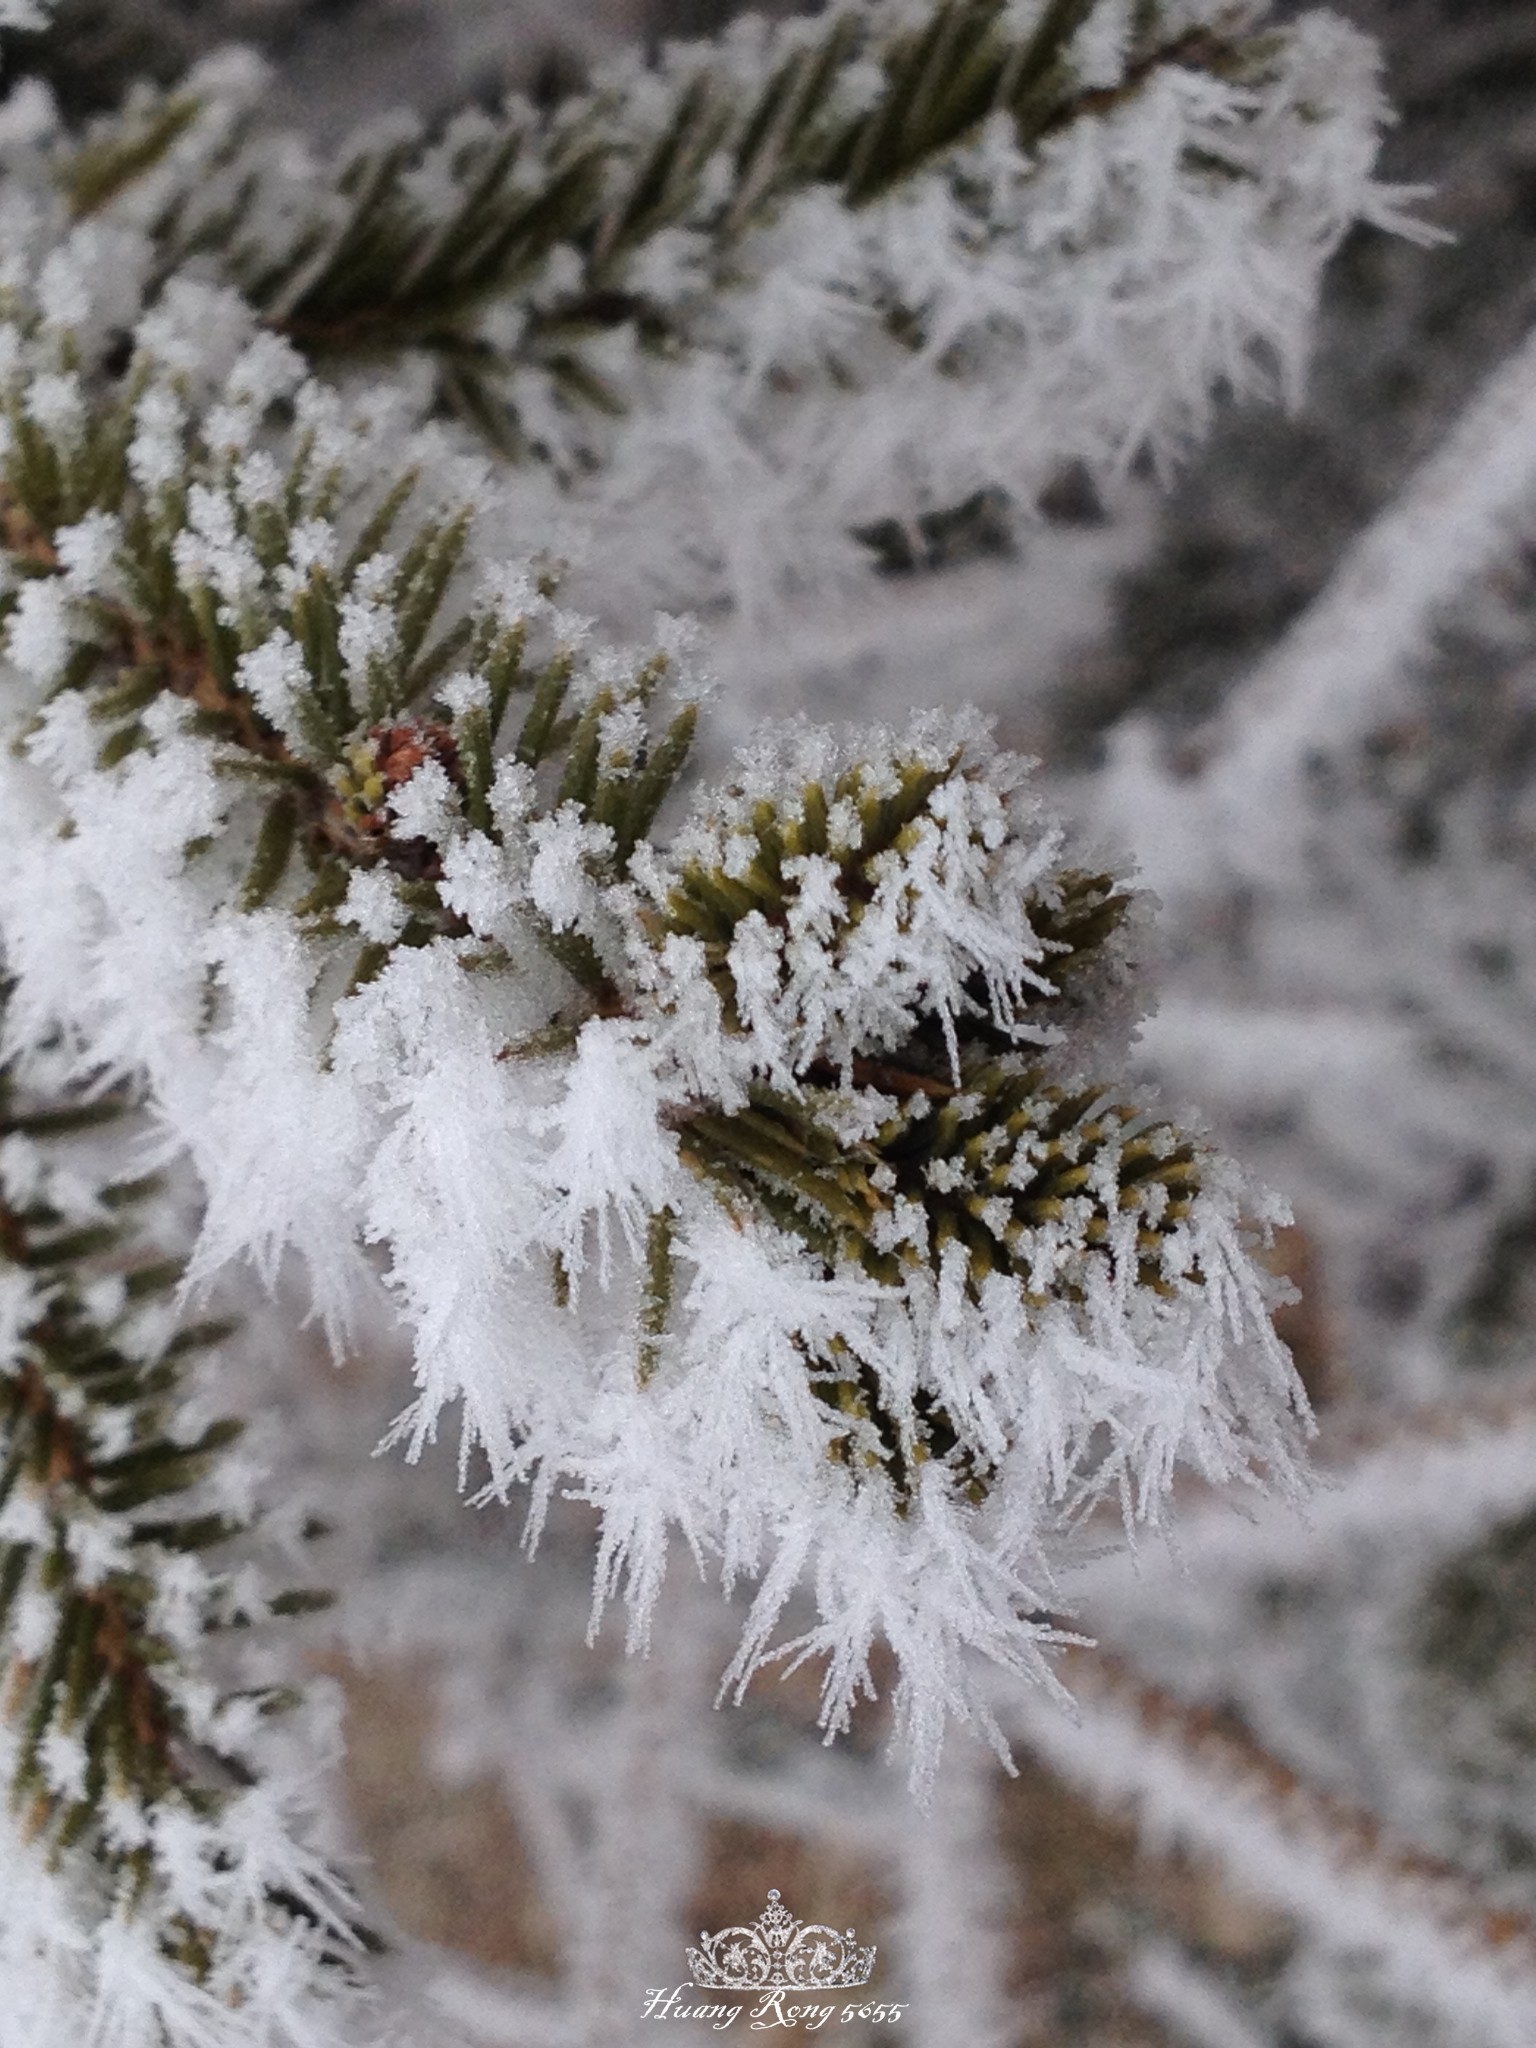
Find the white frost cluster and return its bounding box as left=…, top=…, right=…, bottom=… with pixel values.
left=635, top=715, right=1141, bottom=1082
left=0, top=1078, right=374, bottom=2048
left=0, top=1, right=51, bottom=37
left=18, top=0, right=1420, bottom=621
left=0, top=1729, right=373, bottom=2048
left=0, top=250, right=1307, bottom=1792
left=565, top=5, right=1420, bottom=614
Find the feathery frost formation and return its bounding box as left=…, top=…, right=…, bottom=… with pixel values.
left=0, top=0, right=1408, bottom=2035
left=16, top=0, right=1413, bottom=612
left=0, top=1037, right=369, bottom=2048
left=0, top=248, right=1304, bottom=1780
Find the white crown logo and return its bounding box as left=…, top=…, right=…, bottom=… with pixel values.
left=688, top=1890, right=876, bottom=1990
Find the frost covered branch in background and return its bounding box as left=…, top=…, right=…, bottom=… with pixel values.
left=5, top=0, right=1414, bottom=614
left=0, top=1025, right=367, bottom=2048
left=1099, top=314, right=1536, bottom=905
left=1012, top=1645, right=1536, bottom=2048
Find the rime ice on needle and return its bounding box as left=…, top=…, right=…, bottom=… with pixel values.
left=0, top=1040, right=370, bottom=2048
left=12, top=0, right=1423, bottom=617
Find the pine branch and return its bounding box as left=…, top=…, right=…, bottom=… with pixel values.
left=42, top=0, right=1402, bottom=524
left=0, top=57, right=1336, bottom=1780
left=0, top=286, right=1309, bottom=1774
left=201, top=1, right=1251, bottom=360
left=60, top=90, right=200, bottom=220
left=0, top=294, right=695, bottom=1023
left=643, top=737, right=1241, bottom=1503
left=0, top=337, right=698, bottom=1004
left=0, top=1041, right=369, bottom=2041
left=4, top=349, right=1212, bottom=1509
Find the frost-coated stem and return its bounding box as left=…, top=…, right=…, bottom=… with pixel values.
left=567, top=1579, right=713, bottom=2046
left=1013, top=1652, right=1536, bottom=2048
left=1225, top=321, right=1536, bottom=749
left=1126, top=1941, right=1274, bottom=2048
left=892, top=1739, right=1017, bottom=2048
left=1071, top=1366, right=1536, bottom=1597
left=1108, top=322, right=1536, bottom=900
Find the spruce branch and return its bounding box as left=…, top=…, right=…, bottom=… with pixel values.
left=0, top=273, right=1309, bottom=1775
left=111, top=0, right=1253, bottom=360
left=0, top=328, right=1271, bottom=1535
left=28, top=0, right=1409, bottom=609
left=0, top=303, right=700, bottom=1009
left=0, top=1038, right=369, bottom=2045
left=637, top=729, right=1273, bottom=1510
